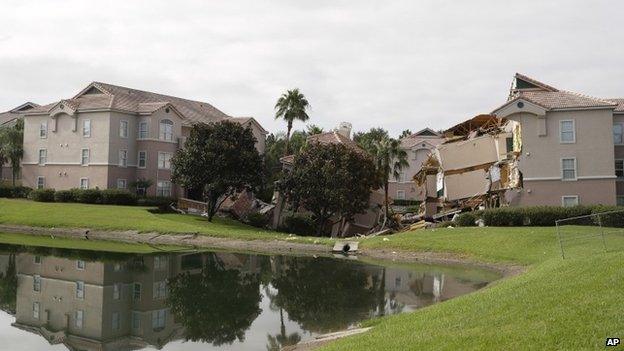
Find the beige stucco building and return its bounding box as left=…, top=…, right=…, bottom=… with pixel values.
left=20, top=82, right=267, bottom=197
left=493, top=73, right=622, bottom=207
left=387, top=128, right=443, bottom=201
left=0, top=102, right=39, bottom=184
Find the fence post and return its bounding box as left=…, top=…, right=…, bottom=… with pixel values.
left=598, top=214, right=608, bottom=253
left=555, top=220, right=565, bottom=259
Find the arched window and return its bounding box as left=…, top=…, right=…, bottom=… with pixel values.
left=159, top=119, right=173, bottom=141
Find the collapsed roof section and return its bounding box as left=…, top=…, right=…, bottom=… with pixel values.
left=415, top=115, right=522, bottom=217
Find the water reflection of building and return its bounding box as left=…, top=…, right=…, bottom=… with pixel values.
left=11, top=252, right=260, bottom=351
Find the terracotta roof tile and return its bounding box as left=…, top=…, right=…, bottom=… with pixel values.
left=606, top=98, right=624, bottom=112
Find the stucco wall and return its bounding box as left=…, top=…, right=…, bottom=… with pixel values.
left=509, top=179, right=616, bottom=206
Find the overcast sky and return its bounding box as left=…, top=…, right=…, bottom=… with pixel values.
left=1, top=0, right=623, bottom=136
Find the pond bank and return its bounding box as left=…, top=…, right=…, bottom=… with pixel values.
left=0, top=223, right=521, bottom=277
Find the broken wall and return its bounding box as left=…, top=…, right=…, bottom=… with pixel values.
left=437, top=135, right=499, bottom=170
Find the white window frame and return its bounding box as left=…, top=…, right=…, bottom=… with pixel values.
left=159, top=119, right=174, bottom=141
left=76, top=260, right=85, bottom=270
left=559, top=119, right=576, bottom=144
left=81, top=148, right=90, bottom=166
left=153, top=281, right=167, bottom=300
left=132, top=311, right=141, bottom=331
left=561, top=195, right=579, bottom=207
left=33, top=275, right=41, bottom=292
left=75, top=310, right=84, bottom=329
left=76, top=281, right=85, bottom=299
left=33, top=302, right=40, bottom=319
left=119, top=120, right=129, bottom=138
left=39, top=121, right=48, bottom=139
left=616, top=159, right=624, bottom=179
left=158, top=152, right=172, bottom=170
left=83, top=119, right=91, bottom=138
left=561, top=158, right=577, bottom=181
left=34, top=255, right=42, bottom=265
left=112, top=311, right=120, bottom=331
left=151, top=309, right=166, bottom=330
left=113, top=283, right=121, bottom=300
left=36, top=176, right=45, bottom=189
left=117, top=179, right=127, bottom=189
left=138, top=121, right=149, bottom=139
left=80, top=178, right=89, bottom=190
left=137, top=151, right=147, bottom=169
left=396, top=190, right=406, bottom=200
left=157, top=180, right=172, bottom=197
left=133, top=282, right=142, bottom=301
left=119, top=149, right=128, bottom=167
left=38, top=149, right=47, bottom=165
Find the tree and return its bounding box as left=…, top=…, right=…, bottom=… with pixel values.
left=260, top=130, right=309, bottom=202
left=274, top=89, right=310, bottom=155
left=353, top=127, right=389, bottom=155
left=399, top=129, right=412, bottom=139
left=279, top=143, right=378, bottom=236
left=0, top=119, right=24, bottom=186
left=305, top=124, right=324, bottom=135
left=167, top=254, right=262, bottom=346
left=372, top=138, right=409, bottom=219
left=171, top=121, right=262, bottom=221
left=129, top=178, right=153, bottom=196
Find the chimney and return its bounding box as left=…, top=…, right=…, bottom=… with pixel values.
left=336, top=122, right=352, bottom=139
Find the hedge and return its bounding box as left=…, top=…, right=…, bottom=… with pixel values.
left=28, top=188, right=55, bottom=202
left=393, top=199, right=421, bottom=206
left=54, top=190, right=75, bottom=202
left=454, top=205, right=624, bottom=227
left=0, top=186, right=32, bottom=198
left=100, top=189, right=137, bottom=205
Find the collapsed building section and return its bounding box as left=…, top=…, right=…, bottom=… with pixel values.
left=415, top=114, right=522, bottom=218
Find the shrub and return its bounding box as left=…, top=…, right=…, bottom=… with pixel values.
left=101, top=189, right=137, bottom=205
left=28, top=188, right=55, bottom=202
left=436, top=220, right=455, bottom=228
left=480, top=208, right=524, bottom=226
left=138, top=196, right=175, bottom=212
left=393, top=199, right=421, bottom=206
left=54, top=190, right=76, bottom=202
left=0, top=186, right=32, bottom=198
left=455, top=212, right=478, bottom=227
left=246, top=212, right=269, bottom=228
left=282, top=214, right=316, bottom=236
left=73, top=188, right=102, bottom=204
left=591, top=205, right=624, bottom=228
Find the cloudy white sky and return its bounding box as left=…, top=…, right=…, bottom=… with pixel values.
left=1, top=0, right=623, bottom=136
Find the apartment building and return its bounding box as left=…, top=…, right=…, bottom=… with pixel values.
left=0, top=102, right=39, bottom=183
left=493, top=73, right=622, bottom=206
left=20, top=82, right=267, bottom=197
left=388, top=128, right=443, bottom=201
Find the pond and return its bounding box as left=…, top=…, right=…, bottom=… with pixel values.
left=0, top=244, right=499, bottom=350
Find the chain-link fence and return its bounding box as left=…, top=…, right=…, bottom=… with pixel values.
left=555, top=209, right=624, bottom=259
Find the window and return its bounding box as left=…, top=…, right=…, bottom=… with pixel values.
left=37, top=177, right=45, bottom=189
left=158, top=152, right=172, bottom=169
left=152, top=309, right=166, bottom=330
left=75, top=310, right=84, bottom=329
left=616, top=160, right=624, bottom=178
left=562, top=196, right=579, bottom=207
left=81, top=149, right=90, bottom=166
left=614, top=124, right=624, bottom=145
left=157, top=180, right=172, bottom=197
left=113, top=283, right=121, bottom=300
left=112, top=311, right=120, bottom=331
left=153, top=281, right=167, bottom=299
left=133, top=283, right=142, bottom=301
left=39, top=121, right=47, bottom=139
left=561, top=158, right=577, bottom=180
left=38, top=149, right=47, bottom=165
left=117, top=179, right=127, bottom=189
left=76, top=260, right=85, bottom=270
left=154, top=256, right=168, bottom=270
left=80, top=178, right=89, bottom=190
left=396, top=190, right=406, bottom=200
left=34, top=256, right=41, bottom=264
left=114, top=263, right=122, bottom=272
left=83, top=120, right=91, bottom=137
left=33, top=275, right=41, bottom=292
left=132, top=311, right=141, bottom=331
left=618, top=196, right=624, bottom=206
left=138, top=121, right=148, bottom=139
left=120, top=120, right=128, bottom=138
left=159, top=119, right=173, bottom=141
left=76, top=281, right=85, bottom=299
left=119, top=150, right=128, bottom=167
left=137, top=151, right=147, bottom=168
left=33, top=302, right=40, bottom=319
left=560, top=120, right=575, bottom=143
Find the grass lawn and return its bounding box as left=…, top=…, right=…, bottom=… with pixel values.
left=0, top=198, right=332, bottom=245
left=323, top=226, right=624, bottom=350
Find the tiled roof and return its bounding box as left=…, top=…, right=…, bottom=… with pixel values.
left=606, top=99, right=624, bottom=112
left=0, top=102, right=39, bottom=126
left=27, top=82, right=231, bottom=124
left=280, top=131, right=368, bottom=165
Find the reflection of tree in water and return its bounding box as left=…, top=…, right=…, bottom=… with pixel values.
left=167, top=255, right=262, bottom=346
left=270, top=257, right=381, bottom=333
left=264, top=285, right=302, bottom=350
left=0, top=253, right=17, bottom=314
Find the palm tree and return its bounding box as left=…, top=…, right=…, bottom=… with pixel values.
left=0, top=119, right=24, bottom=186
left=274, top=89, right=310, bottom=155
left=305, top=124, right=324, bottom=135
left=372, top=137, right=409, bottom=219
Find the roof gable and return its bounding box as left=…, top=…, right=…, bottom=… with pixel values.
left=413, top=128, right=440, bottom=137
left=513, top=73, right=559, bottom=92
